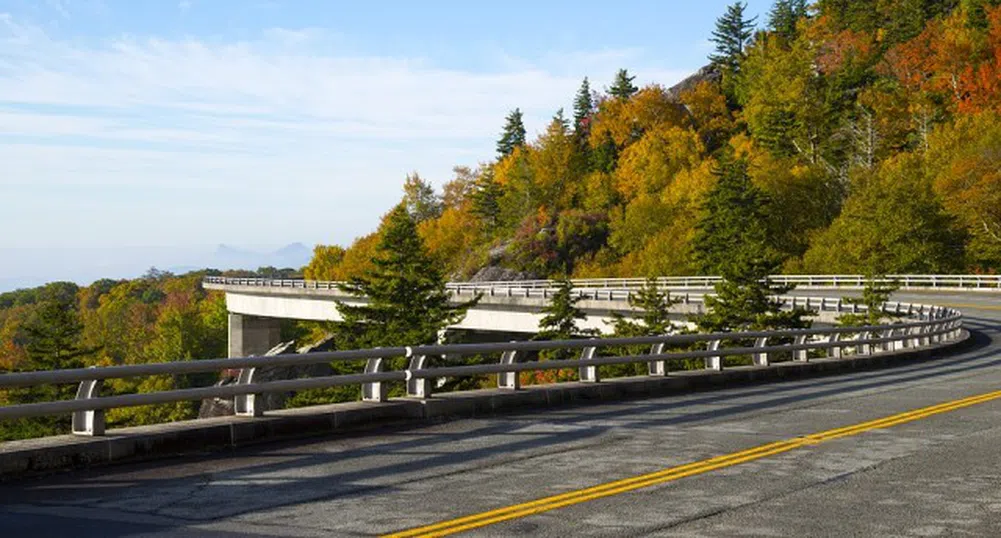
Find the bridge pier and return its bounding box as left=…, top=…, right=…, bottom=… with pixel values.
left=228, top=314, right=281, bottom=358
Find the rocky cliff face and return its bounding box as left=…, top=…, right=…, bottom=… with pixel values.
left=198, top=336, right=338, bottom=418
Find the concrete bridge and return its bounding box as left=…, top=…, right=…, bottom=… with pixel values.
left=1, top=279, right=1000, bottom=536
left=203, top=275, right=939, bottom=357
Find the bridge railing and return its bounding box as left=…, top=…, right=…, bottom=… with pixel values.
left=0, top=301, right=963, bottom=438
left=203, top=274, right=1001, bottom=294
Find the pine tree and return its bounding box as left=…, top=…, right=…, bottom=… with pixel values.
left=537, top=278, right=598, bottom=361
left=838, top=276, right=900, bottom=327
left=691, top=156, right=808, bottom=332
left=497, top=108, right=527, bottom=157
left=608, top=69, right=639, bottom=101
left=610, top=278, right=680, bottom=337
left=572, top=77, right=595, bottom=139
left=710, top=2, right=758, bottom=72
left=335, top=204, right=478, bottom=348
left=768, top=0, right=808, bottom=41
left=590, top=130, right=619, bottom=173
left=470, top=167, right=502, bottom=228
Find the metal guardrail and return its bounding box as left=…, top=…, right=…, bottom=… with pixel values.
left=0, top=300, right=963, bottom=437
left=203, top=274, right=1001, bottom=294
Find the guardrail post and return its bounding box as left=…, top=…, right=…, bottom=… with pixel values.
left=361, top=358, right=387, bottom=402
left=705, top=339, right=722, bottom=371
left=579, top=346, right=599, bottom=383
left=752, top=337, right=769, bottom=366
left=234, top=367, right=262, bottom=417
left=793, top=334, right=809, bottom=362
left=407, top=355, right=432, bottom=398
left=858, top=332, right=873, bottom=356
left=71, top=374, right=104, bottom=436
left=827, top=333, right=842, bottom=358
left=648, top=342, right=668, bottom=376
left=497, top=350, right=520, bottom=390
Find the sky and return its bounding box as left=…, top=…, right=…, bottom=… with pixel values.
left=0, top=0, right=772, bottom=273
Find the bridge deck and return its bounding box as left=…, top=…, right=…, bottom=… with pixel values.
left=1, top=293, right=1000, bottom=537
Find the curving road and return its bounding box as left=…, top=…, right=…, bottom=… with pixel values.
left=1, top=291, right=1000, bottom=537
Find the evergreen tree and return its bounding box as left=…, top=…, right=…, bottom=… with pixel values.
left=470, top=167, right=502, bottom=228
left=710, top=2, right=758, bottom=72
left=608, top=69, right=639, bottom=101
left=590, top=130, right=619, bottom=173
left=3, top=283, right=94, bottom=439
left=768, top=0, right=808, bottom=41
left=496, top=108, right=527, bottom=157
left=335, top=204, right=479, bottom=348
left=838, top=276, right=900, bottom=327
left=537, top=278, right=598, bottom=360
left=692, top=156, right=809, bottom=332
left=572, top=77, right=595, bottom=139
left=610, top=278, right=680, bottom=337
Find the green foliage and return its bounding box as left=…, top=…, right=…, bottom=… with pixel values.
left=710, top=2, right=758, bottom=71
left=691, top=156, right=810, bottom=332
left=335, top=204, right=478, bottom=349
left=803, top=155, right=965, bottom=274
left=573, top=77, right=595, bottom=140
left=497, top=108, right=527, bottom=157
left=403, top=172, right=443, bottom=223
left=610, top=279, right=679, bottom=337
left=838, top=276, right=901, bottom=326
left=768, top=0, right=808, bottom=41
left=692, top=156, right=781, bottom=278
left=536, top=278, right=598, bottom=367
left=470, top=167, right=502, bottom=228
left=608, top=69, right=639, bottom=100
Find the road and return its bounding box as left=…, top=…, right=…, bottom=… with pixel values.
left=1, top=291, right=1000, bottom=537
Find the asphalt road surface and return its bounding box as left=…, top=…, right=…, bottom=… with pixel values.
left=2, top=291, right=1000, bottom=537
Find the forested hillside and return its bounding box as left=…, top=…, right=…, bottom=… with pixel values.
left=0, top=267, right=300, bottom=440
left=305, top=0, right=1001, bottom=283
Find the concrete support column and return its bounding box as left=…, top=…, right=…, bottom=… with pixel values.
left=228, top=313, right=282, bottom=357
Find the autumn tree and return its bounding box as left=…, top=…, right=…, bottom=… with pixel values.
left=497, top=108, right=527, bottom=157
left=402, top=172, right=443, bottom=223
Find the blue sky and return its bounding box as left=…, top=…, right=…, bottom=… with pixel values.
left=0, top=0, right=772, bottom=258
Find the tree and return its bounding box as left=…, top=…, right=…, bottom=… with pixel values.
left=470, top=167, right=502, bottom=228
left=710, top=2, right=758, bottom=72
left=335, top=204, right=478, bottom=349
left=608, top=69, right=639, bottom=100
left=609, top=279, right=680, bottom=337
left=303, top=245, right=346, bottom=281
left=803, top=154, right=965, bottom=274
left=838, top=276, right=900, bottom=327
left=573, top=77, right=595, bottom=140
left=691, top=156, right=808, bottom=332
left=535, top=278, right=599, bottom=377
left=768, top=0, right=808, bottom=41
left=402, top=172, right=443, bottom=223
left=497, top=108, right=527, bottom=157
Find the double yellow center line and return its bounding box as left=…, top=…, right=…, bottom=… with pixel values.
left=385, top=388, right=1001, bottom=537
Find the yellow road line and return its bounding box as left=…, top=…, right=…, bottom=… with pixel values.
left=384, top=388, right=1001, bottom=538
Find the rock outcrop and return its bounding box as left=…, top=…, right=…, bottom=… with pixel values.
left=198, top=336, right=338, bottom=418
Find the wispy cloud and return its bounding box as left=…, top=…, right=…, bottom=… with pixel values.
left=0, top=15, right=692, bottom=250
